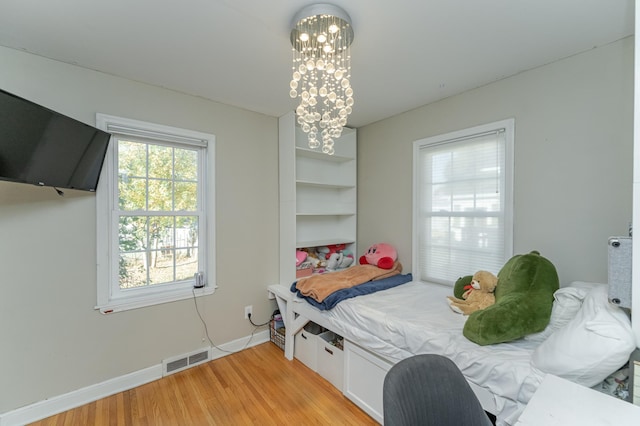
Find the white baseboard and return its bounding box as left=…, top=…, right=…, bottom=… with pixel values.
left=210, top=329, right=269, bottom=360
left=0, top=330, right=269, bottom=426
left=0, top=365, right=161, bottom=426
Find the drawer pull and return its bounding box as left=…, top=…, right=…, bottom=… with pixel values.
left=325, top=347, right=334, bottom=355
left=301, top=333, right=307, bottom=340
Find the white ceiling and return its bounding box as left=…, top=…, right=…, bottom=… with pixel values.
left=0, top=0, right=634, bottom=128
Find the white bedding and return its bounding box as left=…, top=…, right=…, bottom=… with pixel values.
left=292, top=280, right=545, bottom=425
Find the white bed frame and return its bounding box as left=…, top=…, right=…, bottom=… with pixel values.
left=267, top=283, right=497, bottom=423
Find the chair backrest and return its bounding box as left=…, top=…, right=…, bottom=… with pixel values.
left=383, top=354, right=494, bottom=426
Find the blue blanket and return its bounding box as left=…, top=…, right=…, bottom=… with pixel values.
left=290, top=273, right=413, bottom=310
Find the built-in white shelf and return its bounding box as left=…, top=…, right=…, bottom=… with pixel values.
left=279, top=111, right=357, bottom=285
left=296, top=147, right=353, bottom=163
left=296, top=238, right=357, bottom=249
left=296, top=180, right=355, bottom=189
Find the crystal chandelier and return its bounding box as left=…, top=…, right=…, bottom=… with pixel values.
left=289, top=4, right=354, bottom=155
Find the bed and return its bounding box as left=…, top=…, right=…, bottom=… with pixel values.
left=269, top=275, right=636, bottom=425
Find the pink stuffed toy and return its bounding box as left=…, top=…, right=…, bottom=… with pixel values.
left=295, top=250, right=307, bottom=267
left=359, top=243, right=397, bottom=269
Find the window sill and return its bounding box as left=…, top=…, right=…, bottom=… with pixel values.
left=96, top=285, right=216, bottom=314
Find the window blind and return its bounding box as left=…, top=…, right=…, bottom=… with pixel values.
left=415, top=126, right=511, bottom=285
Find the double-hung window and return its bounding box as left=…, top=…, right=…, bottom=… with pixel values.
left=413, top=119, right=514, bottom=285
left=95, top=114, right=215, bottom=313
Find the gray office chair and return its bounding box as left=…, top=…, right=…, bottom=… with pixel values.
left=383, top=354, right=494, bottom=426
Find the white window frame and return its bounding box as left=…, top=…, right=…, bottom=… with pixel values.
left=95, top=114, right=216, bottom=313
left=412, top=118, right=514, bottom=285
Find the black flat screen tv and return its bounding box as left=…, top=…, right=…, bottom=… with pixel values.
left=0, top=89, right=111, bottom=192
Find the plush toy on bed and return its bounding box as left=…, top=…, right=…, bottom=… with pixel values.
left=464, top=251, right=559, bottom=345
left=359, top=243, right=397, bottom=269
left=447, top=270, right=498, bottom=315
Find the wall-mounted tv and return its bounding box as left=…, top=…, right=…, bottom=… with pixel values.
left=0, top=89, right=111, bottom=192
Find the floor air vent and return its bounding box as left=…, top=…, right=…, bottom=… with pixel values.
left=162, top=347, right=212, bottom=376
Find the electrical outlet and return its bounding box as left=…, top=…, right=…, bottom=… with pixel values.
left=244, top=305, right=252, bottom=319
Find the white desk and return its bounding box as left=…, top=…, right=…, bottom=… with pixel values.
left=516, top=374, right=640, bottom=425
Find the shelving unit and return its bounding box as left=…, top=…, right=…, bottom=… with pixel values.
left=278, top=111, right=357, bottom=286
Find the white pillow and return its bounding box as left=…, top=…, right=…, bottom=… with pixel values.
left=531, top=284, right=636, bottom=387
left=524, top=285, right=590, bottom=343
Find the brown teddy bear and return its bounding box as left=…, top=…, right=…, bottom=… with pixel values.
left=447, top=270, right=498, bottom=315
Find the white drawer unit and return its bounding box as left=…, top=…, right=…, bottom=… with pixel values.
left=317, top=331, right=344, bottom=391
left=630, top=349, right=640, bottom=406
left=343, top=340, right=393, bottom=423
left=634, top=359, right=640, bottom=406
left=294, top=328, right=320, bottom=372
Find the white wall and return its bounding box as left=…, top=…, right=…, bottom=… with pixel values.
left=358, top=37, right=633, bottom=286
left=0, top=46, right=279, bottom=413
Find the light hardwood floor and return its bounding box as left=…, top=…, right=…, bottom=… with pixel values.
left=29, top=342, right=378, bottom=425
